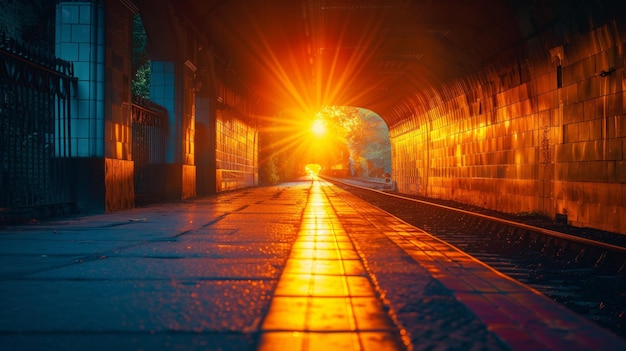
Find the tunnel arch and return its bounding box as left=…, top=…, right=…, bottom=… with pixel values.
left=138, top=0, right=626, bottom=234
left=312, top=106, right=391, bottom=179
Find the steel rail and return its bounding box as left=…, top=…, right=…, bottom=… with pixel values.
left=322, top=176, right=626, bottom=255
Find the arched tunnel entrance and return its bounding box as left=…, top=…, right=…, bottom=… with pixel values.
left=259, top=106, right=391, bottom=183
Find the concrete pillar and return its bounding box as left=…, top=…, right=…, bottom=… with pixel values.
left=196, top=95, right=217, bottom=195
left=56, top=0, right=136, bottom=213
left=150, top=61, right=197, bottom=200
left=56, top=1, right=107, bottom=213
left=56, top=1, right=105, bottom=158
left=150, top=61, right=176, bottom=163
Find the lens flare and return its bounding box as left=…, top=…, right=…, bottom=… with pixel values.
left=311, top=119, right=327, bottom=136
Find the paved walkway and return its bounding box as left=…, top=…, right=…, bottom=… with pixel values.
left=1, top=179, right=625, bottom=351
left=258, top=181, right=402, bottom=350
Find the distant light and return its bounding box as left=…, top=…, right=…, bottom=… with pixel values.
left=305, top=163, right=322, bottom=177
left=311, top=119, right=327, bottom=136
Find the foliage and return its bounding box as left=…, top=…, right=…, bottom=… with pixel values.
left=258, top=120, right=291, bottom=184
left=258, top=106, right=391, bottom=183
left=316, top=106, right=391, bottom=177
left=131, top=14, right=150, bottom=98
left=132, top=62, right=151, bottom=99
left=259, top=151, right=280, bottom=185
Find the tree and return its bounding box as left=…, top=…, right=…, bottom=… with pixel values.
left=315, top=106, right=391, bottom=177
left=131, top=14, right=150, bottom=98
left=258, top=106, right=391, bottom=183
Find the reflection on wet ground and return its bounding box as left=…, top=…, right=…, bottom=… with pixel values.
left=259, top=181, right=403, bottom=351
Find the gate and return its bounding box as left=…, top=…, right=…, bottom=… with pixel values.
left=131, top=95, right=167, bottom=204
left=0, top=33, right=75, bottom=219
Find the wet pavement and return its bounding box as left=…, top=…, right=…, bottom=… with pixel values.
left=1, top=179, right=625, bottom=351
left=258, top=180, right=402, bottom=350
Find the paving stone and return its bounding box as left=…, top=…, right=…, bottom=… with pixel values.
left=2, top=179, right=624, bottom=351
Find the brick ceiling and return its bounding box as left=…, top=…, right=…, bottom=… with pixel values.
left=147, top=0, right=624, bottom=126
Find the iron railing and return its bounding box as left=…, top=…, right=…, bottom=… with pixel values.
left=131, top=95, right=167, bottom=203
left=0, top=33, right=74, bottom=213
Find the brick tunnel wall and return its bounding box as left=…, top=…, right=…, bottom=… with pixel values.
left=391, top=22, right=626, bottom=234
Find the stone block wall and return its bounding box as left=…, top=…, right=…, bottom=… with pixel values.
left=105, top=0, right=134, bottom=161
left=103, top=0, right=136, bottom=211
left=391, top=22, right=626, bottom=234
left=56, top=0, right=136, bottom=213
left=56, top=1, right=106, bottom=157
left=105, top=158, right=134, bottom=211
left=215, top=110, right=258, bottom=192
left=182, top=164, right=196, bottom=200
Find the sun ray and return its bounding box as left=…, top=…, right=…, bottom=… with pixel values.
left=234, top=3, right=397, bottom=170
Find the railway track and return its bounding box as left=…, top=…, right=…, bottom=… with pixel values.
left=323, top=177, right=626, bottom=339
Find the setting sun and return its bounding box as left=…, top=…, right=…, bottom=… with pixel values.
left=311, top=119, right=327, bottom=136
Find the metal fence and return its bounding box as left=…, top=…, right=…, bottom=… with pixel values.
left=131, top=95, right=167, bottom=203
left=0, top=33, right=74, bottom=213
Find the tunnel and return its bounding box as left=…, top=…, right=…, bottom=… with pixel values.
left=137, top=0, right=626, bottom=234
left=1, top=0, right=626, bottom=235
left=4, top=1, right=626, bottom=349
